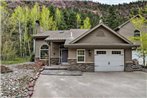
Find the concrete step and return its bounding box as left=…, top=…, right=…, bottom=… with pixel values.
left=41, top=70, right=82, bottom=76
left=43, top=65, right=69, bottom=70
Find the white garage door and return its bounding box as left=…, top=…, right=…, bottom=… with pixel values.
left=94, top=49, right=124, bottom=71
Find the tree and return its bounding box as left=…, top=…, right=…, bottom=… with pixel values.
left=81, top=17, right=91, bottom=29
left=55, top=8, right=67, bottom=30
left=104, top=6, right=124, bottom=29
left=131, top=14, right=147, bottom=66
left=23, top=6, right=32, bottom=55
left=1, top=1, right=16, bottom=60
left=55, top=8, right=62, bottom=29
left=76, top=13, right=81, bottom=28
left=40, top=5, right=57, bottom=31
left=10, top=6, right=25, bottom=57
left=30, top=3, right=40, bottom=34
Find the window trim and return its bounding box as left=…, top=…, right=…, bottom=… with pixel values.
left=39, top=44, right=49, bottom=60
left=134, top=30, right=140, bottom=37
left=77, top=49, right=85, bottom=63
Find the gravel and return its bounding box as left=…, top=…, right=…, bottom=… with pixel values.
left=1, top=62, right=39, bottom=98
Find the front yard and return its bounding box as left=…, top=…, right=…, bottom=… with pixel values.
left=32, top=72, right=147, bottom=98
left=1, top=62, right=40, bottom=97
left=1, top=57, right=30, bottom=65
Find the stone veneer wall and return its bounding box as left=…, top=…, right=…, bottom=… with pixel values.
left=50, top=58, right=59, bottom=65
left=68, top=59, right=94, bottom=72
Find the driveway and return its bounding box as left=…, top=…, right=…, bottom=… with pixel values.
left=32, top=72, right=147, bottom=98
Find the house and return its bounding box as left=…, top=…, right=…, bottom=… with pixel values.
left=33, top=23, right=137, bottom=72
left=115, top=15, right=147, bottom=65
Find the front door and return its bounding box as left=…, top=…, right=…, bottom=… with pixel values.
left=61, top=49, right=68, bottom=63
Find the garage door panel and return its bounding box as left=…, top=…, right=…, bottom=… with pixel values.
left=94, top=49, right=124, bottom=71
left=95, top=55, right=108, bottom=66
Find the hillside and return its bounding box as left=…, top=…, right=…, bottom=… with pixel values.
left=7, top=1, right=147, bottom=17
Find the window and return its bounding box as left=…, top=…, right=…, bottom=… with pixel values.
left=40, top=45, right=48, bottom=59
left=112, top=51, right=121, bottom=54
left=134, top=30, right=140, bottom=37
left=77, top=49, right=85, bottom=63
left=96, top=51, right=106, bottom=54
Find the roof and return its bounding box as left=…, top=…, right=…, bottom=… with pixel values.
left=44, top=29, right=88, bottom=41
left=33, top=23, right=136, bottom=48
left=69, top=23, right=133, bottom=45
left=115, top=15, right=147, bottom=32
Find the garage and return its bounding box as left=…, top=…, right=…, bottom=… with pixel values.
left=94, top=49, right=124, bottom=71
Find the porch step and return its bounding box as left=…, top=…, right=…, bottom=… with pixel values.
left=41, top=70, right=82, bottom=76
left=43, top=65, right=69, bottom=70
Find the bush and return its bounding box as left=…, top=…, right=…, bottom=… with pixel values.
left=30, top=53, right=35, bottom=62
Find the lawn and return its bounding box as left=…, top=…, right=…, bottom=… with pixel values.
left=1, top=57, right=30, bottom=65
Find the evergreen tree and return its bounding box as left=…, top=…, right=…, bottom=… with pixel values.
left=104, top=6, right=124, bottom=29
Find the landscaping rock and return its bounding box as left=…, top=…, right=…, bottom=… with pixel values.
left=0, top=65, right=13, bottom=73
left=1, top=62, right=39, bottom=98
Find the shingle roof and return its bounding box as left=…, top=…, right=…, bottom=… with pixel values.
left=115, top=15, right=147, bottom=33
left=69, top=23, right=133, bottom=45
left=33, top=29, right=89, bottom=43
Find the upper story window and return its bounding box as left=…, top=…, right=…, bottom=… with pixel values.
left=40, top=45, right=48, bottom=59
left=134, top=30, right=140, bottom=37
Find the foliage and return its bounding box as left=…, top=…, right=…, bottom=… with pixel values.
left=76, top=13, right=81, bottom=28
left=29, top=53, right=35, bottom=62
left=81, top=17, right=91, bottom=29
left=104, top=6, right=125, bottom=29
left=130, top=14, right=147, bottom=66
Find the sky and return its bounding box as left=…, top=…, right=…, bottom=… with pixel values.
left=92, top=0, right=138, bottom=5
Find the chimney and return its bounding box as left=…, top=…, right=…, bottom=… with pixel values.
left=70, top=32, right=73, bottom=39
left=35, top=20, right=43, bottom=33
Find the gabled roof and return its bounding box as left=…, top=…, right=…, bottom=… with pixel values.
left=114, top=15, right=141, bottom=31
left=69, top=23, right=133, bottom=45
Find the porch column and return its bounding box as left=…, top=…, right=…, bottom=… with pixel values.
left=48, top=41, right=51, bottom=66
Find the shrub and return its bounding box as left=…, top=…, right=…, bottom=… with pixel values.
left=30, top=53, right=35, bottom=62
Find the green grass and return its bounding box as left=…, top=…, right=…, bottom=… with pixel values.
left=1, top=57, right=30, bottom=65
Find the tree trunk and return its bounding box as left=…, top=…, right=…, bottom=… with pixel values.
left=19, top=21, right=22, bottom=57
left=28, top=41, right=31, bottom=56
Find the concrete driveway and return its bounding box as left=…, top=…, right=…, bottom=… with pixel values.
left=32, top=72, right=147, bottom=98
